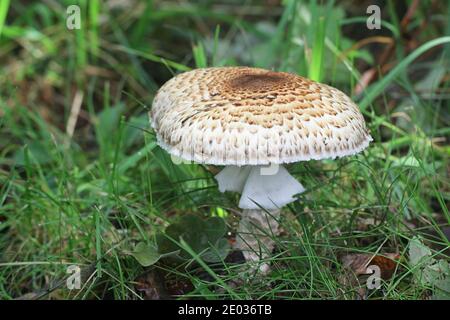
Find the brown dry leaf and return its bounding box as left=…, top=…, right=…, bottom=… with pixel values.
left=342, top=253, right=400, bottom=280
left=339, top=252, right=400, bottom=299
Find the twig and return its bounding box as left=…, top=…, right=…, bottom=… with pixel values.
left=66, top=90, right=84, bottom=139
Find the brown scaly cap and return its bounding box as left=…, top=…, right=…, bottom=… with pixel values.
left=150, top=67, right=372, bottom=165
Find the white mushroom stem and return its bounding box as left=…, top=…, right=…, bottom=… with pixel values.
left=215, top=165, right=304, bottom=272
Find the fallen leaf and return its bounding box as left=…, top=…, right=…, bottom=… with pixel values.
left=341, top=252, right=400, bottom=279
left=432, top=278, right=450, bottom=300
left=370, top=253, right=401, bottom=279
left=409, top=236, right=432, bottom=266
left=339, top=252, right=400, bottom=299
left=131, top=242, right=162, bottom=267
left=408, top=237, right=450, bottom=293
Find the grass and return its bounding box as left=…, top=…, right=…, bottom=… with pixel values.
left=0, top=0, right=10, bottom=39
left=0, top=0, right=449, bottom=300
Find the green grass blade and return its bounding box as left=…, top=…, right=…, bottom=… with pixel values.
left=113, top=45, right=191, bottom=72
left=88, top=0, right=100, bottom=57
left=193, top=41, right=207, bottom=68
left=359, top=37, right=450, bottom=110
left=179, top=238, right=240, bottom=299
left=0, top=0, right=10, bottom=39
left=308, top=16, right=326, bottom=82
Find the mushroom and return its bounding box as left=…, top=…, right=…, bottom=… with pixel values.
left=150, top=67, right=372, bottom=272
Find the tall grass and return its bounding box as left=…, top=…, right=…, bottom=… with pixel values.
left=0, top=0, right=10, bottom=39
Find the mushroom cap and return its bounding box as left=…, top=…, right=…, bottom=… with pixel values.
left=150, top=67, right=372, bottom=165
